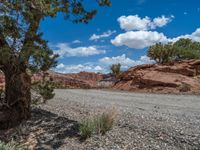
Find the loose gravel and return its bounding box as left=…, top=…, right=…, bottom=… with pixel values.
left=1, top=89, right=200, bottom=150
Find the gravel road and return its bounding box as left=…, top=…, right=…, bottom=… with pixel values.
left=32, top=89, right=200, bottom=150
left=5, top=89, right=199, bottom=150
left=54, top=89, right=200, bottom=117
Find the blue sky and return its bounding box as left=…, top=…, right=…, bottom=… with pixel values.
left=39, top=0, right=200, bottom=73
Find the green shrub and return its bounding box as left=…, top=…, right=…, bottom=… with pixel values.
left=0, top=140, right=27, bottom=150
left=147, top=38, right=200, bottom=64
left=147, top=42, right=176, bottom=64
left=174, top=38, right=200, bottom=60
left=80, top=119, right=95, bottom=139
left=80, top=110, right=116, bottom=139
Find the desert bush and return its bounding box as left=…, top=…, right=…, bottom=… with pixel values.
left=110, top=63, right=121, bottom=77
left=0, top=140, right=27, bottom=150
left=179, top=83, right=191, bottom=92
left=174, top=38, right=200, bottom=60
left=80, top=119, right=95, bottom=139
left=80, top=110, right=116, bottom=139
left=94, top=111, right=116, bottom=135
left=147, top=43, right=176, bottom=64
left=148, top=38, right=200, bottom=64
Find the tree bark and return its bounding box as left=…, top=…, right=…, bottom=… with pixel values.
left=0, top=68, right=31, bottom=129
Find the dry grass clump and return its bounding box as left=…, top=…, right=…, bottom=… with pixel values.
left=80, top=109, right=116, bottom=139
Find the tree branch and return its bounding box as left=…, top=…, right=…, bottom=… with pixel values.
left=0, top=32, right=8, bottom=48
left=0, top=32, right=9, bottom=66
left=19, top=10, right=42, bottom=63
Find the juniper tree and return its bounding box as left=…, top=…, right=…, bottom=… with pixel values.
left=147, top=42, right=176, bottom=64
left=0, top=0, right=111, bottom=129
left=110, top=63, right=121, bottom=77
left=147, top=38, right=200, bottom=64
left=174, top=38, right=200, bottom=59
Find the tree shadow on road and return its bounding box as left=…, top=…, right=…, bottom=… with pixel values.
left=26, top=108, right=80, bottom=149
left=0, top=108, right=80, bottom=150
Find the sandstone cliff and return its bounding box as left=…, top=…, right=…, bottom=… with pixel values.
left=113, top=60, right=200, bottom=94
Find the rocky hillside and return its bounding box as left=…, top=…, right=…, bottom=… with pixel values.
left=1, top=60, right=200, bottom=93
left=0, top=71, right=107, bottom=89
left=34, top=71, right=107, bottom=89
left=113, top=60, right=200, bottom=94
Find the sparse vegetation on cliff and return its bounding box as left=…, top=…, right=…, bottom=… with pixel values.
left=148, top=38, right=200, bottom=64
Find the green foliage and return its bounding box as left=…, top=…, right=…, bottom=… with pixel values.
left=80, top=110, right=116, bottom=139
left=148, top=43, right=177, bottom=64
left=0, top=0, right=111, bottom=85
left=147, top=38, right=200, bottom=64
left=35, top=80, right=55, bottom=102
left=174, top=38, right=200, bottom=59
left=0, top=140, right=27, bottom=150
left=80, top=119, right=95, bottom=139
left=32, top=74, right=55, bottom=103
left=0, top=0, right=111, bottom=128
left=110, top=63, right=121, bottom=76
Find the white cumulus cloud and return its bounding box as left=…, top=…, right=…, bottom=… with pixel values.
left=111, top=31, right=168, bottom=49
left=55, top=64, right=103, bottom=73
left=152, top=15, right=174, bottom=29
left=113, top=15, right=200, bottom=49
left=56, top=63, right=65, bottom=69
left=55, top=55, right=154, bottom=73
left=117, top=15, right=174, bottom=31
left=99, top=54, right=154, bottom=70
left=169, top=28, right=200, bottom=42
left=54, top=43, right=106, bottom=57
left=89, top=30, right=116, bottom=41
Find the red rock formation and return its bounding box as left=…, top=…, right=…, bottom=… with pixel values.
left=113, top=60, right=200, bottom=94
left=47, top=71, right=105, bottom=88
left=62, top=72, right=104, bottom=87
left=0, top=71, right=106, bottom=89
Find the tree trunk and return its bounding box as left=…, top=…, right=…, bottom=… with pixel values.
left=0, top=69, right=31, bottom=129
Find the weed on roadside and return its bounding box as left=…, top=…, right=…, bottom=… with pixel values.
left=80, top=109, right=116, bottom=140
